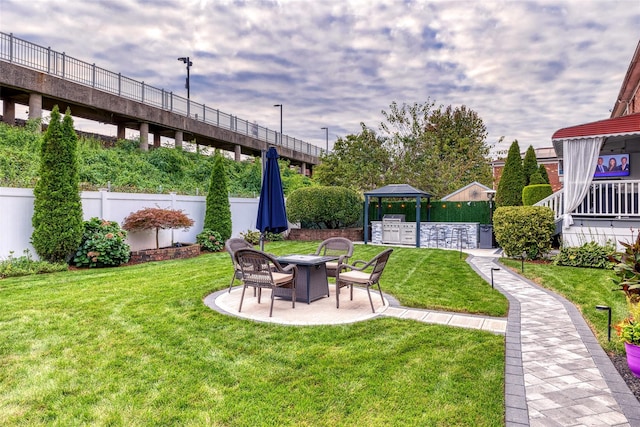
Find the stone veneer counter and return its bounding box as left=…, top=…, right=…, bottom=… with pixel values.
left=371, top=222, right=479, bottom=249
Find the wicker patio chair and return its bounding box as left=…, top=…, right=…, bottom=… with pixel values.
left=335, top=248, right=393, bottom=313
left=313, top=237, right=354, bottom=279
left=234, top=248, right=298, bottom=317
left=225, top=238, right=254, bottom=293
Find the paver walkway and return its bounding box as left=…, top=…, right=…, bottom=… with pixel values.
left=469, top=252, right=640, bottom=427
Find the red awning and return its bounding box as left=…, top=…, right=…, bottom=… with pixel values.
left=552, top=112, right=640, bottom=140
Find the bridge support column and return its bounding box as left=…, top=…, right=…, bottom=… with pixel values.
left=28, top=93, right=42, bottom=132
left=174, top=130, right=183, bottom=149
left=235, top=145, right=241, bottom=162
left=301, top=162, right=307, bottom=176
left=139, top=122, right=149, bottom=151
left=117, top=123, right=126, bottom=140
left=153, top=133, right=161, bottom=149
left=2, top=99, right=15, bottom=125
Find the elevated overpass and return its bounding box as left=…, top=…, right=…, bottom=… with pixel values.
left=0, top=32, right=321, bottom=174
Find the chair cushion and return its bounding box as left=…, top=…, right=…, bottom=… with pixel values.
left=339, top=270, right=371, bottom=284
left=325, top=261, right=338, bottom=269
left=272, top=272, right=295, bottom=285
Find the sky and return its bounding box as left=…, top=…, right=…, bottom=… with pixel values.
left=1, top=0, right=639, bottom=155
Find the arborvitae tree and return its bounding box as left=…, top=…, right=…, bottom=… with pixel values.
left=538, top=164, right=550, bottom=184
left=496, top=140, right=526, bottom=207
left=522, top=145, right=538, bottom=185
left=204, top=150, right=232, bottom=241
left=31, top=106, right=84, bottom=262
left=528, top=172, right=546, bottom=185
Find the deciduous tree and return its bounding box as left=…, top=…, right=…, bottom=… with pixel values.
left=379, top=101, right=493, bottom=198
left=313, top=124, right=390, bottom=192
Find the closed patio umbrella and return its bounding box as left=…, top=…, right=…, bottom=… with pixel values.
left=256, top=147, right=288, bottom=250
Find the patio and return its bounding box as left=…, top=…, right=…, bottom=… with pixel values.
left=204, top=284, right=389, bottom=326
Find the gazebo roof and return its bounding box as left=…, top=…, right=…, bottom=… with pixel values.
left=364, top=184, right=431, bottom=198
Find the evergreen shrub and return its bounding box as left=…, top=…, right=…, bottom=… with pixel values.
left=493, top=206, right=555, bottom=259
left=204, top=150, right=232, bottom=241
left=287, top=186, right=361, bottom=229
left=528, top=173, right=546, bottom=185
left=522, top=184, right=553, bottom=206
left=31, top=106, right=84, bottom=263
left=538, top=164, right=550, bottom=184
left=553, top=241, right=615, bottom=269
left=522, top=145, right=539, bottom=185
left=496, top=140, right=525, bottom=207
left=73, top=218, right=131, bottom=268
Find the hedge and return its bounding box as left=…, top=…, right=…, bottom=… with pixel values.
left=493, top=206, right=555, bottom=259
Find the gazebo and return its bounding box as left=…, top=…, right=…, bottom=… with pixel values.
left=363, top=184, right=432, bottom=248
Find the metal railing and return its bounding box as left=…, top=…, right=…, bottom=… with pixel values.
left=0, top=32, right=322, bottom=157
left=536, top=179, right=640, bottom=219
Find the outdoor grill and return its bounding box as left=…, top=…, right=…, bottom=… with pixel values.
left=382, top=214, right=406, bottom=244
left=382, top=214, right=405, bottom=223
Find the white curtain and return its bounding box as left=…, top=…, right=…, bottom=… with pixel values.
left=562, top=137, right=604, bottom=228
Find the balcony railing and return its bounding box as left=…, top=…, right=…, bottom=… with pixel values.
left=536, top=179, right=640, bottom=220
left=0, top=32, right=322, bottom=157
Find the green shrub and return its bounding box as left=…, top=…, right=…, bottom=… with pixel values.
left=553, top=241, right=615, bottom=269
left=528, top=173, right=546, bottom=185
left=0, top=250, right=67, bottom=278
left=196, top=229, right=224, bottom=252
left=496, top=140, right=525, bottom=207
left=73, top=218, right=131, bottom=268
left=522, top=184, right=553, bottom=206
left=287, top=186, right=361, bottom=229
left=31, top=106, right=84, bottom=263
left=493, top=206, right=555, bottom=259
left=204, top=150, right=232, bottom=241
left=240, top=230, right=261, bottom=245
left=538, top=164, right=550, bottom=184
left=264, top=231, right=285, bottom=242
left=522, top=145, right=538, bottom=185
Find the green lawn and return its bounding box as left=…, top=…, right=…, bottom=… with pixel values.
left=1, top=243, right=507, bottom=426
left=501, top=258, right=625, bottom=353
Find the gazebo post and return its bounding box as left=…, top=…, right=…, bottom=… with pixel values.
left=415, top=196, right=421, bottom=248
left=363, top=195, right=369, bottom=244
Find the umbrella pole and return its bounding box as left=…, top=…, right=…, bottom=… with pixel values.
left=260, top=232, right=265, bottom=251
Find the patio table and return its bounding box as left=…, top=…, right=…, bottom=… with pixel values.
left=275, top=255, right=338, bottom=303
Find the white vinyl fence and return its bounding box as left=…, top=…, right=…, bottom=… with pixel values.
left=0, top=187, right=261, bottom=259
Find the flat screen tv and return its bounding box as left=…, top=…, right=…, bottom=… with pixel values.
left=594, top=154, right=630, bottom=178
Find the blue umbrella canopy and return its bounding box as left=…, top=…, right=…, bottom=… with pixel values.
left=256, top=147, right=288, bottom=244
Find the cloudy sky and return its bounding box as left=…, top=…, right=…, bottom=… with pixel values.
left=1, top=0, right=639, bottom=155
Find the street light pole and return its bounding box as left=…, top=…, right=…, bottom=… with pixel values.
left=178, top=57, right=193, bottom=116
left=321, top=127, right=328, bottom=153
left=273, top=104, right=282, bottom=145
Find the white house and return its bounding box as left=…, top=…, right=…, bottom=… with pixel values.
left=537, top=40, right=640, bottom=248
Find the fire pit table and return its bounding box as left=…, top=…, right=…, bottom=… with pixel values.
left=275, top=255, right=338, bottom=303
